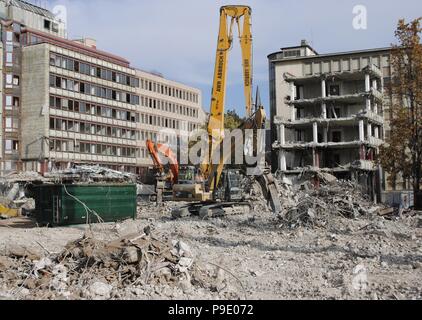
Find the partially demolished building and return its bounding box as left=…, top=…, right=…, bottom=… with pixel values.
left=269, top=41, right=391, bottom=201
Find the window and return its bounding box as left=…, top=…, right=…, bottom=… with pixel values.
left=333, top=154, right=341, bottom=166
left=329, top=85, right=340, bottom=96
left=12, top=75, right=19, bottom=86
left=6, top=74, right=13, bottom=87
left=44, top=20, right=51, bottom=30
left=5, top=117, right=18, bottom=132
left=296, top=108, right=304, bottom=120
left=332, top=131, right=342, bottom=143
left=296, top=130, right=304, bottom=142
left=3, top=160, right=16, bottom=171
left=6, top=96, right=13, bottom=110
left=6, top=52, right=13, bottom=65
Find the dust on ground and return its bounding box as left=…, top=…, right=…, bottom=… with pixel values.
left=1, top=202, right=421, bottom=300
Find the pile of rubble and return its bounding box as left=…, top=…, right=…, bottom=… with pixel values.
left=0, top=228, right=221, bottom=300
left=0, top=177, right=38, bottom=219
left=275, top=174, right=391, bottom=229
left=44, top=165, right=138, bottom=184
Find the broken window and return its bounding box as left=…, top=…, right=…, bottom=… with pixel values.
left=44, top=20, right=51, bottom=30
left=329, top=85, right=340, bottom=96
left=332, top=131, right=342, bottom=143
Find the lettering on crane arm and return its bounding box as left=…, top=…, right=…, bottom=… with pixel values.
left=216, top=51, right=224, bottom=92
left=244, top=59, right=250, bottom=87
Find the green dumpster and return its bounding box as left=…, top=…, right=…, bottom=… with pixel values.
left=33, top=184, right=137, bottom=227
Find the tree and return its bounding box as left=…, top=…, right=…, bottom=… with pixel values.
left=224, top=109, right=244, bottom=130
left=187, top=109, right=244, bottom=163
left=379, top=18, right=422, bottom=206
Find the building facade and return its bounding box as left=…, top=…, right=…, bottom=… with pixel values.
left=268, top=41, right=391, bottom=200
left=0, top=0, right=205, bottom=175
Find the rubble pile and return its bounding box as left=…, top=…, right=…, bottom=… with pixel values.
left=44, top=165, right=138, bottom=184
left=276, top=177, right=387, bottom=229
left=0, top=178, right=38, bottom=219
left=0, top=228, right=222, bottom=300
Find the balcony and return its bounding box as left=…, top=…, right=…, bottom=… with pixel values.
left=351, top=160, right=378, bottom=171
left=367, top=136, right=384, bottom=147
left=286, top=89, right=383, bottom=107
left=273, top=137, right=384, bottom=151
left=360, top=110, right=384, bottom=125
left=284, top=64, right=383, bottom=84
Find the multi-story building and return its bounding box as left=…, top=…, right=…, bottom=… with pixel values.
left=268, top=41, right=391, bottom=200
left=0, top=0, right=205, bottom=175
left=135, top=69, right=205, bottom=168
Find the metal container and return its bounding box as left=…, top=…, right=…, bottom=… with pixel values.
left=33, top=184, right=136, bottom=227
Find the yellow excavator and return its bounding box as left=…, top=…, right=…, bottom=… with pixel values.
left=172, top=5, right=281, bottom=217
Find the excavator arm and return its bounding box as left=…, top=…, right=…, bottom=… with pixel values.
left=146, top=140, right=179, bottom=184
left=201, top=5, right=254, bottom=191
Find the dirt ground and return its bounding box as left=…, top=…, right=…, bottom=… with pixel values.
left=0, top=204, right=421, bottom=300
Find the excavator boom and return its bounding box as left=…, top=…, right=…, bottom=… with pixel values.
left=201, top=5, right=254, bottom=191
left=146, top=140, right=179, bottom=184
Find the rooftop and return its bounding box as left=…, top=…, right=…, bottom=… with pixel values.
left=23, top=27, right=131, bottom=67
left=3, top=0, right=56, bottom=20
left=268, top=45, right=392, bottom=62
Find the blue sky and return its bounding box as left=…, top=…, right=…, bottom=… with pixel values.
left=35, top=0, right=422, bottom=116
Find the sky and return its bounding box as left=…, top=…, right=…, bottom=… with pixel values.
left=31, top=0, right=422, bottom=116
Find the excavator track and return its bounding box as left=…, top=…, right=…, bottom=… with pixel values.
left=172, top=201, right=252, bottom=219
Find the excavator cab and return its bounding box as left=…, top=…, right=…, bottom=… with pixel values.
left=177, top=166, right=196, bottom=185
left=173, top=166, right=211, bottom=202
left=214, top=169, right=243, bottom=202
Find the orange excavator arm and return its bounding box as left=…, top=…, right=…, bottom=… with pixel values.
left=146, top=140, right=179, bottom=183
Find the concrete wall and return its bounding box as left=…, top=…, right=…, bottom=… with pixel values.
left=21, top=44, right=50, bottom=160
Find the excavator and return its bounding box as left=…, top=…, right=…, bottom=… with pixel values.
left=146, top=140, right=179, bottom=203
left=172, top=5, right=281, bottom=217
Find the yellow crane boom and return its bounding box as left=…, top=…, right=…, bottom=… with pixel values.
left=201, top=5, right=254, bottom=190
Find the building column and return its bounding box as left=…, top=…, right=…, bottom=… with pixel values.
left=313, top=122, right=318, bottom=144
left=321, top=78, right=326, bottom=98
left=367, top=123, right=372, bottom=138
left=374, top=103, right=378, bottom=114
left=374, top=126, right=380, bottom=139
left=311, top=149, right=320, bottom=169
left=372, top=79, right=378, bottom=91
left=365, top=73, right=371, bottom=92
left=323, top=127, right=328, bottom=143
left=278, top=124, right=286, bottom=146
left=366, top=98, right=372, bottom=112
left=321, top=103, right=327, bottom=119
left=278, top=151, right=287, bottom=171
left=359, top=120, right=365, bottom=142
left=290, top=83, right=296, bottom=100
left=291, top=107, right=296, bottom=122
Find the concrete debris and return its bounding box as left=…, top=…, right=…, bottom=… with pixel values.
left=275, top=175, right=393, bottom=229
left=0, top=228, right=225, bottom=300
left=45, top=165, right=138, bottom=184
left=88, top=282, right=113, bottom=300
left=0, top=171, right=46, bottom=183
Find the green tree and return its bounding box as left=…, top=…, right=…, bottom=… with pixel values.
left=224, top=109, right=244, bottom=130
left=379, top=18, right=422, bottom=205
